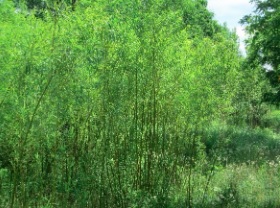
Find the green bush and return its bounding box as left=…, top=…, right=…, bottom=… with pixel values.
left=202, top=122, right=280, bottom=164
left=262, top=110, right=280, bottom=132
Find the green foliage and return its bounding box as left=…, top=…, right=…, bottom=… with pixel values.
left=262, top=109, right=280, bottom=132
left=183, top=0, right=223, bottom=38
left=0, top=0, right=278, bottom=207
left=231, top=62, right=270, bottom=127
left=200, top=162, right=280, bottom=208
left=241, top=0, right=280, bottom=69
left=202, top=122, right=280, bottom=165
left=241, top=0, right=280, bottom=104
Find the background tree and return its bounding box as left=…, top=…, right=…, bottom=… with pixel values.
left=183, top=0, right=223, bottom=38
left=241, top=0, right=280, bottom=104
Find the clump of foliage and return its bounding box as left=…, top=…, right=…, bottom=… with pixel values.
left=241, top=0, right=280, bottom=104
left=262, top=109, right=280, bottom=132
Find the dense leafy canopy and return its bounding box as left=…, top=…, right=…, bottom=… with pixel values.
left=241, top=0, right=280, bottom=68
left=183, top=0, right=223, bottom=38
left=241, top=0, right=280, bottom=104
left=0, top=0, right=279, bottom=207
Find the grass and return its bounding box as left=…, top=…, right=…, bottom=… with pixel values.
left=182, top=119, right=280, bottom=208
left=201, top=121, right=280, bottom=165
left=166, top=161, right=280, bottom=208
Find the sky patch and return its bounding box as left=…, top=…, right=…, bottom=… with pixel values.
left=207, top=0, right=255, bottom=55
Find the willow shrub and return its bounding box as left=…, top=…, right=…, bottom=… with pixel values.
left=0, top=1, right=243, bottom=207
